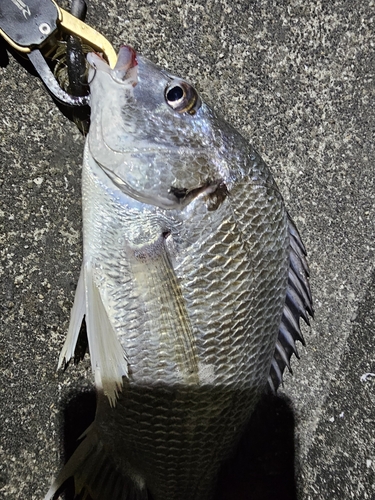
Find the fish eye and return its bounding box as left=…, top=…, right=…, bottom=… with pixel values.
left=166, top=86, right=184, bottom=101
left=164, top=81, right=201, bottom=115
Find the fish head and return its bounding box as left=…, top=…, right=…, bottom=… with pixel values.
left=87, top=45, right=242, bottom=210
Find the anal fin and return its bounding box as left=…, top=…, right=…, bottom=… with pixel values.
left=44, top=425, right=148, bottom=500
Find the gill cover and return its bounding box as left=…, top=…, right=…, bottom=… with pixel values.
left=87, top=46, right=227, bottom=211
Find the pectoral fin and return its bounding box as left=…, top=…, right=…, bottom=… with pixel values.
left=131, top=236, right=198, bottom=382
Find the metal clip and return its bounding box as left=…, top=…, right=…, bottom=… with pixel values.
left=0, top=0, right=117, bottom=106
left=58, top=8, right=117, bottom=69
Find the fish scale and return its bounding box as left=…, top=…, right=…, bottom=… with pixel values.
left=45, top=46, right=312, bottom=500
left=80, top=151, right=288, bottom=499
left=96, top=386, right=258, bottom=500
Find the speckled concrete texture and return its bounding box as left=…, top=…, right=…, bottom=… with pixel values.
left=1, top=0, right=374, bottom=499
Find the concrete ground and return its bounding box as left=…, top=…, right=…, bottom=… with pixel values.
left=1, top=0, right=374, bottom=498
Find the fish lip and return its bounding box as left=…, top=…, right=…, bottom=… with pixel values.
left=87, top=51, right=111, bottom=73
left=112, top=45, right=138, bottom=85
left=86, top=45, right=137, bottom=72
left=87, top=46, right=139, bottom=86
left=116, top=45, right=138, bottom=70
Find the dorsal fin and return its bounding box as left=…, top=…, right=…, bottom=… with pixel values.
left=268, top=215, right=314, bottom=392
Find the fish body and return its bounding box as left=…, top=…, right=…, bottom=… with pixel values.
left=45, top=46, right=312, bottom=500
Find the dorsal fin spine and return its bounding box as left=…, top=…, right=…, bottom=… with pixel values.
left=268, top=216, right=313, bottom=392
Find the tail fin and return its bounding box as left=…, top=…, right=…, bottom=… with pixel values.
left=44, top=424, right=147, bottom=500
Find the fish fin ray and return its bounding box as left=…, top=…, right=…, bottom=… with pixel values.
left=156, top=249, right=199, bottom=379
left=44, top=425, right=148, bottom=500
left=85, top=262, right=129, bottom=406
left=131, top=240, right=198, bottom=381
left=268, top=215, right=313, bottom=392
left=58, top=266, right=86, bottom=368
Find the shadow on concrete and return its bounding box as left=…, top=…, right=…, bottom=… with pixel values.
left=60, top=390, right=96, bottom=500
left=59, top=389, right=296, bottom=500
left=215, top=393, right=297, bottom=500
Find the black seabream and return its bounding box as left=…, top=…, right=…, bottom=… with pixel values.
left=44, top=45, right=313, bottom=500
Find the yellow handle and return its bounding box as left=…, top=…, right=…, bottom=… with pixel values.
left=59, top=9, right=117, bottom=68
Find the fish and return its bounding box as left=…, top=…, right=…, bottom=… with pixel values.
left=44, top=45, right=313, bottom=500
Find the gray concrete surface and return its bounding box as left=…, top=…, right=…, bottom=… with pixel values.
left=1, top=0, right=374, bottom=498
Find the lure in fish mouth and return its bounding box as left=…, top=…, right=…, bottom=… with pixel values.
left=45, top=44, right=313, bottom=500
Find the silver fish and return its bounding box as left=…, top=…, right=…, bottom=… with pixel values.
left=44, top=45, right=312, bottom=500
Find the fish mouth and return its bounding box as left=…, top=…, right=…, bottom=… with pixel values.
left=87, top=45, right=138, bottom=86
left=87, top=51, right=111, bottom=74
